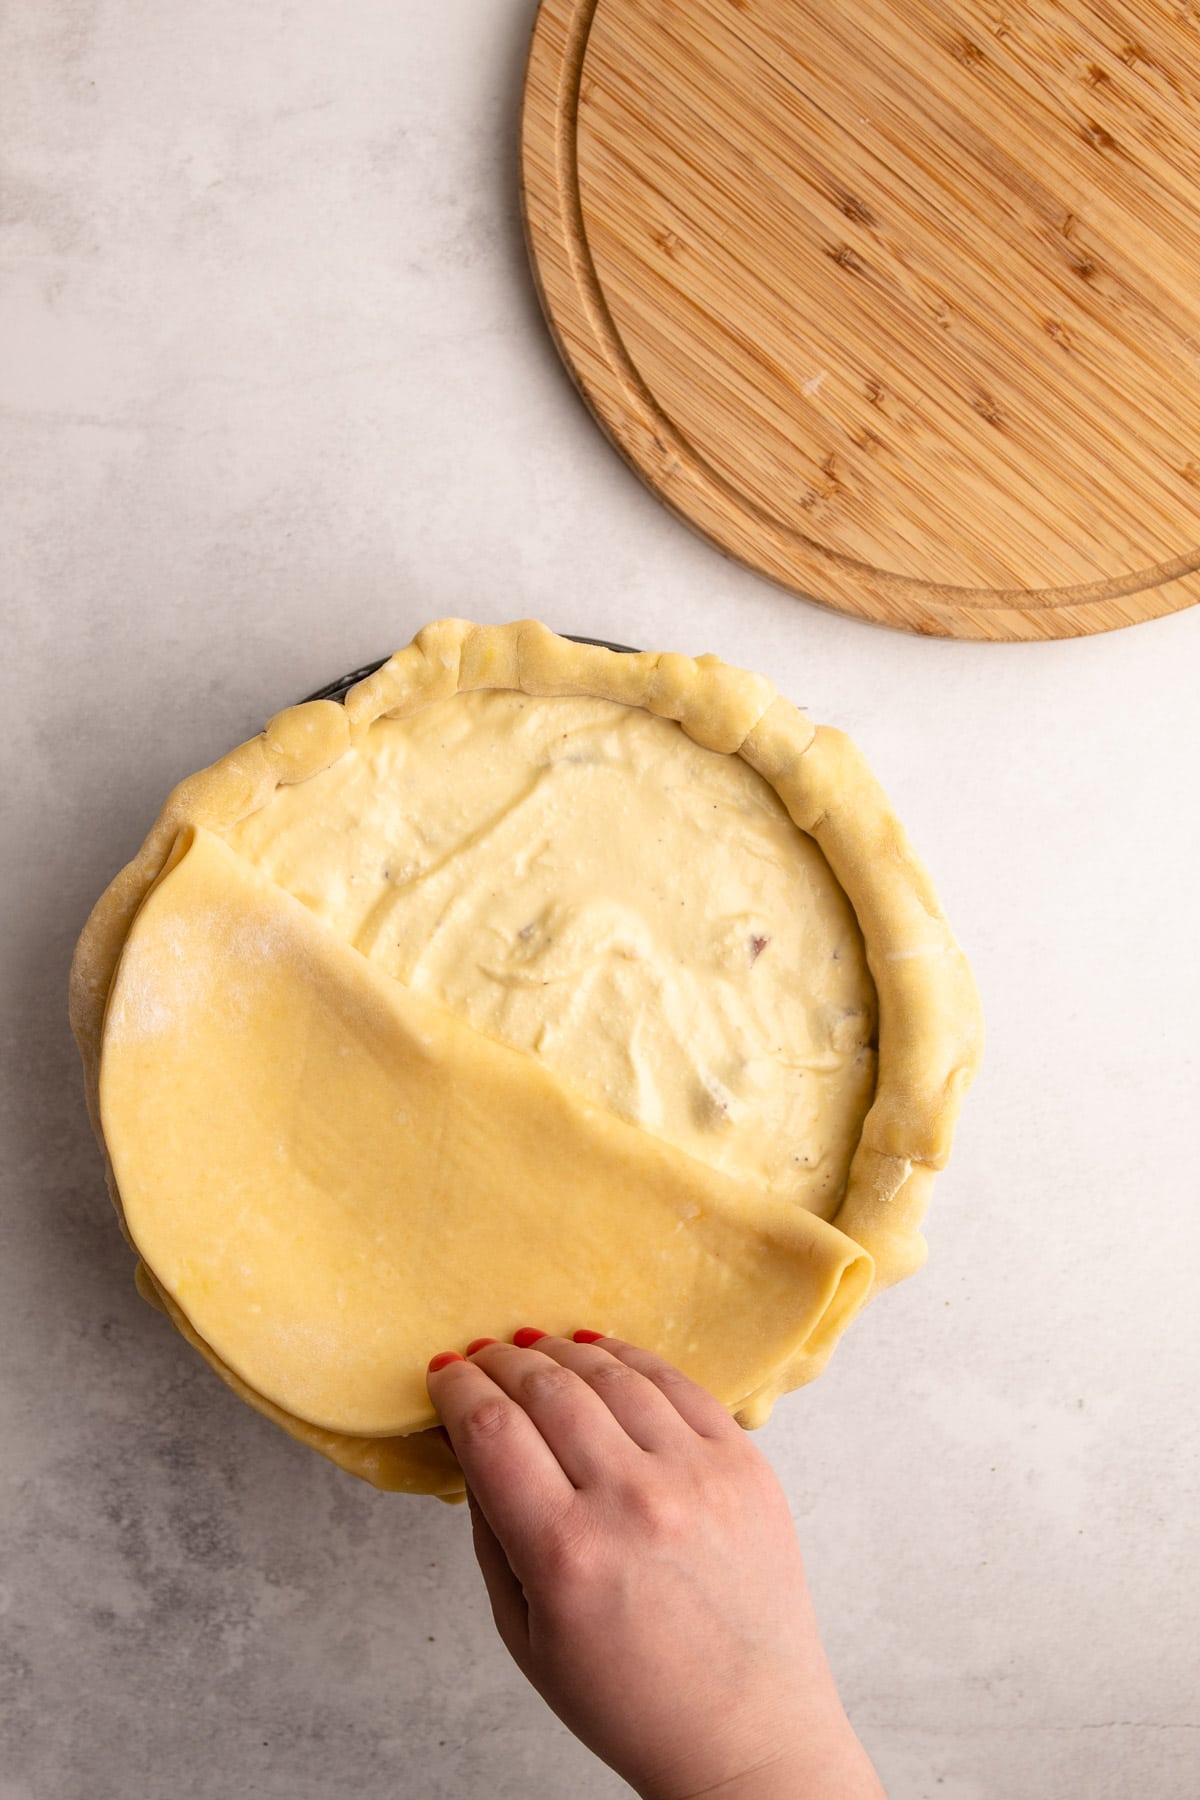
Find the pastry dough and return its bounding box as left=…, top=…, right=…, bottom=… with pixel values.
left=101, top=827, right=874, bottom=1437
left=226, top=688, right=878, bottom=1208
left=71, top=619, right=983, bottom=1496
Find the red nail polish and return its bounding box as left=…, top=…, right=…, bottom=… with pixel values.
left=512, top=1327, right=548, bottom=1348
left=466, top=1337, right=497, bottom=1355
left=428, top=1351, right=465, bottom=1372
left=573, top=1329, right=605, bottom=1344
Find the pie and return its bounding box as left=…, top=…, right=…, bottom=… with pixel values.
left=70, top=619, right=982, bottom=1498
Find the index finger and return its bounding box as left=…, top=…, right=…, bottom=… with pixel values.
left=426, top=1355, right=574, bottom=1550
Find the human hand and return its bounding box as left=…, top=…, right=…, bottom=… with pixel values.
left=427, top=1331, right=883, bottom=1800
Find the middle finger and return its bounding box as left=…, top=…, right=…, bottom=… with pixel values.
left=470, top=1336, right=643, bottom=1486
left=530, top=1334, right=700, bottom=1454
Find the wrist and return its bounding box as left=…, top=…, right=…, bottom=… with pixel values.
left=638, top=1718, right=883, bottom=1800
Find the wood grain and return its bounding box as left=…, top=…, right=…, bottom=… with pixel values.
left=521, top=0, right=1200, bottom=639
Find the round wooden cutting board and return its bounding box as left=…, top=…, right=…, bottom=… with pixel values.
left=521, top=0, right=1200, bottom=640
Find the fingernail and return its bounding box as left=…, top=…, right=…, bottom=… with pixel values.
left=428, top=1351, right=465, bottom=1372
left=466, top=1337, right=497, bottom=1355
left=573, top=1329, right=605, bottom=1344
left=512, top=1327, right=548, bottom=1347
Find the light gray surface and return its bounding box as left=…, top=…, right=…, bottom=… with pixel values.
left=2, top=3, right=1198, bottom=1796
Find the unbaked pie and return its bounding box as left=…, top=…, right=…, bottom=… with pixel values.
left=71, top=620, right=982, bottom=1498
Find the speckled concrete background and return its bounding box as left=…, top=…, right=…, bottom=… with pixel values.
left=2, top=4, right=1198, bottom=1797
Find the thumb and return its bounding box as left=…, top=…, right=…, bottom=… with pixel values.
left=466, top=1487, right=530, bottom=1663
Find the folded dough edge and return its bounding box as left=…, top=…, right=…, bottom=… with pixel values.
left=99, top=828, right=874, bottom=1461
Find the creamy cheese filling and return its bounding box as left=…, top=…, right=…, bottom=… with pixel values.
left=228, top=689, right=877, bottom=1213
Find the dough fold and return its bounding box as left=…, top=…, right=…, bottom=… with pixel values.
left=100, top=828, right=874, bottom=1443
